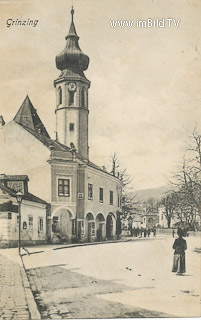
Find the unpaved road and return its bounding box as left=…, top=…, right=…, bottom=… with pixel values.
left=14, top=235, right=201, bottom=318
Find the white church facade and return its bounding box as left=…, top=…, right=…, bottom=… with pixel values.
left=0, top=9, right=122, bottom=246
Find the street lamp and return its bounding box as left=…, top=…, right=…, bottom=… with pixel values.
left=16, top=192, right=23, bottom=255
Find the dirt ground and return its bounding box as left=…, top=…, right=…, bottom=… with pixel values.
left=27, top=264, right=170, bottom=319
left=17, top=235, right=201, bottom=318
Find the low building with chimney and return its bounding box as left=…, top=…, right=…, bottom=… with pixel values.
left=0, top=175, right=48, bottom=247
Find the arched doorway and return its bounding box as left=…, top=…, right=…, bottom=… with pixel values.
left=96, top=213, right=105, bottom=241
left=106, top=214, right=114, bottom=239
left=52, top=209, right=74, bottom=242
left=86, top=212, right=95, bottom=242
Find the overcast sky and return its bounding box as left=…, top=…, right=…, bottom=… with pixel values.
left=0, top=0, right=201, bottom=190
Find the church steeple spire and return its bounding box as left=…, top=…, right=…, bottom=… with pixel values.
left=66, top=7, right=78, bottom=39
left=55, top=8, right=89, bottom=76
left=54, top=7, right=90, bottom=159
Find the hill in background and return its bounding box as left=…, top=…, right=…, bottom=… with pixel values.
left=131, top=185, right=172, bottom=202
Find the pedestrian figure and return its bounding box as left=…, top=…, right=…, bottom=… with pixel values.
left=173, top=230, right=175, bottom=238
left=153, top=228, right=156, bottom=236
left=144, top=229, right=147, bottom=237
left=172, top=229, right=187, bottom=275
left=148, top=228, right=150, bottom=237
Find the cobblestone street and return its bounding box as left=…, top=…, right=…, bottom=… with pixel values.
left=0, top=253, right=30, bottom=319
left=0, top=251, right=40, bottom=320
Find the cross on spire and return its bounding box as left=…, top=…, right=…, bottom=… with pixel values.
left=71, top=6, right=74, bottom=23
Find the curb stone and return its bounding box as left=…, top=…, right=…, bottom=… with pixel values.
left=20, top=256, right=41, bottom=320
left=21, top=236, right=161, bottom=256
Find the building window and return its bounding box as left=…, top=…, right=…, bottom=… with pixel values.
left=8, top=212, right=12, bottom=219
left=118, top=194, right=120, bottom=207
left=99, top=187, right=103, bottom=203
left=58, top=179, right=70, bottom=197
left=52, top=216, right=58, bottom=233
left=72, top=219, right=76, bottom=235
left=53, top=216, right=59, bottom=223
left=23, top=222, right=27, bottom=229
left=81, top=87, right=85, bottom=107
left=69, top=91, right=74, bottom=105
left=88, top=183, right=93, bottom=200
left=91, top=222, right=95, bottom=236
left=118, top=195, right=122, bottom=208
left=110, top=191, right=113, bottom=205
left=58, top=87, right=62, bottom=105
left=39, top=218, right=43, bottom=232
left=29, top=216, right=33, bottom=228
left=69, top=123, right=74, bottom=131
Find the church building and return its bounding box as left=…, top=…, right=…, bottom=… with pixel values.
left=0, top=8, right=122, bottom=245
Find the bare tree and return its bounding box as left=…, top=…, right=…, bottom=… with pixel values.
left=108, top=153, right=136, bottom=230
left=171, top=128, right=201, bottom=230
left=143, top=197, right=159, bottom=213
left=109, top=152, right=133, bottom=187
left=161, top=193, right=177, bottom=228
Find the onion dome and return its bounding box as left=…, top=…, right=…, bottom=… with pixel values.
left=56, top=8, right=89, bottom=74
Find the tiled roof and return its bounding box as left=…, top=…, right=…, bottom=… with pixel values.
left=23, top=192, right=47, bottom=205
left=0, top=182, right=47, bottom=205
left=87, top=160, right=122, bottom=181
left=0, top=175, right=29, bottom=181
left=13, top=96, right=50, bottom=138
left=19, top=124, right=71, bottom=152
left=0, top=201, right=18, bottom=213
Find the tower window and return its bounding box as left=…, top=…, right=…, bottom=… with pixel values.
left=58, top=87, right=62, bottom=105
left=81, top=87, right=85, bottom=107
left=69, top=91, right=74, bottom=105
left=8, top=212, right=12, bottom=219
left=69, top=123, right=74, bottom=131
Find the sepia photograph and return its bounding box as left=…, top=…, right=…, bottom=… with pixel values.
left=0, top=0, right=201, bottom=319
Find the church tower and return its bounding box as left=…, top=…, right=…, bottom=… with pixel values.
left=54, top=8, right=90, bottom=159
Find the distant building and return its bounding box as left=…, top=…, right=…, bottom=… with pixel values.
left=0, top=175, right=47, bottom=247
left=0, top=9, right=122, bottom=246
left=132, top=214, right=143, bottom=229
left=142, top=211, right=158, bottom=229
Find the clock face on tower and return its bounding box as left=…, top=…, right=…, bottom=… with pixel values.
left=68, top=82, right=76, bottom=91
